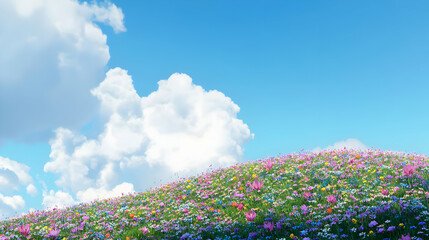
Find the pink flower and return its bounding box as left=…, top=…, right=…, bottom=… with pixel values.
left=393, top=186, right=400, bottom=193
left=183, top=208, right=189, bottom=214
left=250, top=179, right=263, bottom=191
left=264, top=160, right=274, bottom=170
left=327, top=195, right=336, bottom=204
left=139, top=227, right=149, bottom=235
left=234, top=192, right=244, bottom=198
left=403, top=165, right=416, bottom=177
left=196, top=215, right=202, bottom=221
left=303, top=192, right=311, bottom=199
left=244, top=210, right=256, bottom=221
left=18, top=224, right=30, bottom=236
left=237, top=203, right=244, bottom=211
left=381, top=189, right=389, bottom=196
left=300, top=204, right=308, bottom=212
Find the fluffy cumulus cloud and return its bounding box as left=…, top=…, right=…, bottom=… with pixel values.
left=0, top=156, right=35, bottom=218
left=312, top=138, right=368, bottom=153
left=44, top=68, right=253, bottom=203
left=0, top=0, right=125, bottom=143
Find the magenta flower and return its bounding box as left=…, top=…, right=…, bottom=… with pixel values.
left=403, top=165, right=416, bottom=177
left=327, top=195, right=336, bottom=204
left=183, top=208, right=189, bottom=214
left=264, top=160, right=274, bottom=170
left=250, top=179, right=263, bottom=191
left=139, top=227, right=149, bottom=235
left=18, top=224, right=30, bottom=236
left=399, top=233, right=411, bottom=240
left=196, top=215, right=202, bottom=221
left=300, top=204, right=308, bottom=212
left=264, top=221, right=274, bottom=231
left=381, top=189, right=389, bottom=196
left=244, top=210, right=256, bottom=221
left=237, top=203, right=244, bottom=211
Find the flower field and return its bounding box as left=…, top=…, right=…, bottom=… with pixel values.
left=1, top=149, right=429, bottom=240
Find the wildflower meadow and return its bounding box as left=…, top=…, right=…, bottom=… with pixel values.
left=1, top=149, right=428, bottom=240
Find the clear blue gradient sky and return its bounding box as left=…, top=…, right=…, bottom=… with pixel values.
left=105, top=0, right=429, bottom=157
left=1, top=0, right=428, bottom=216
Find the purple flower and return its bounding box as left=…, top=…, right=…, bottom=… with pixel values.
left=276, top=221, right=282, bottom=229
left=300, top=204, right=308, bottom=212
left=264, top=221, right=274, bottom=231
left=399, top=233, right=411, bottom=240
left=369, top=220, right=378, bottom=227
left=47, top=229, right=60, bottom=237
left=387, top=226, right=395, bottom=232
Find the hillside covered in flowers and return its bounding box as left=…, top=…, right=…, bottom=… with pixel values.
left=1, top=149, right=429, bottom=240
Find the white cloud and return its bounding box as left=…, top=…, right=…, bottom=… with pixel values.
left=89, top=1, right=126, bottom=33
left=42, top=190, right=76, bottom=210
left=76, top=182, right=135, bottom=203
left=0, top=0, right=124, bottom=143
left=44, top=68, right=253, bottom=201
left=26, top=183, right=38, bottom=197
left=312, top=138, right=368, bottom=153
left=0, top=156, right=35, bottom=218
left=0, top=156, right=33, bottom=193
left=0, top=194, right=25, bottom=219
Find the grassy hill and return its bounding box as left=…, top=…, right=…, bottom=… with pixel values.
left=1, top=149, right=429, bottom=240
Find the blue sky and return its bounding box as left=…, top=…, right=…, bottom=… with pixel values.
left=1, top=0, right=429, bottom=218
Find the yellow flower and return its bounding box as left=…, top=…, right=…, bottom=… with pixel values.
left=399, top=223, right=404, bottom=227
left=321, top=188, right=326, bottom=192
left=379, top=176, right=384, bottom=180
left=352, top=219, right=357, bottom=224
left=369, top=230, right=373, bottom=235
left=325, top=162, right=329, bottom=166
left=290, top=233, right=295, bottom=238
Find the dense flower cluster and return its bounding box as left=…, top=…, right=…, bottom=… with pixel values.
left=1, top=149, right=428, bottom=239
